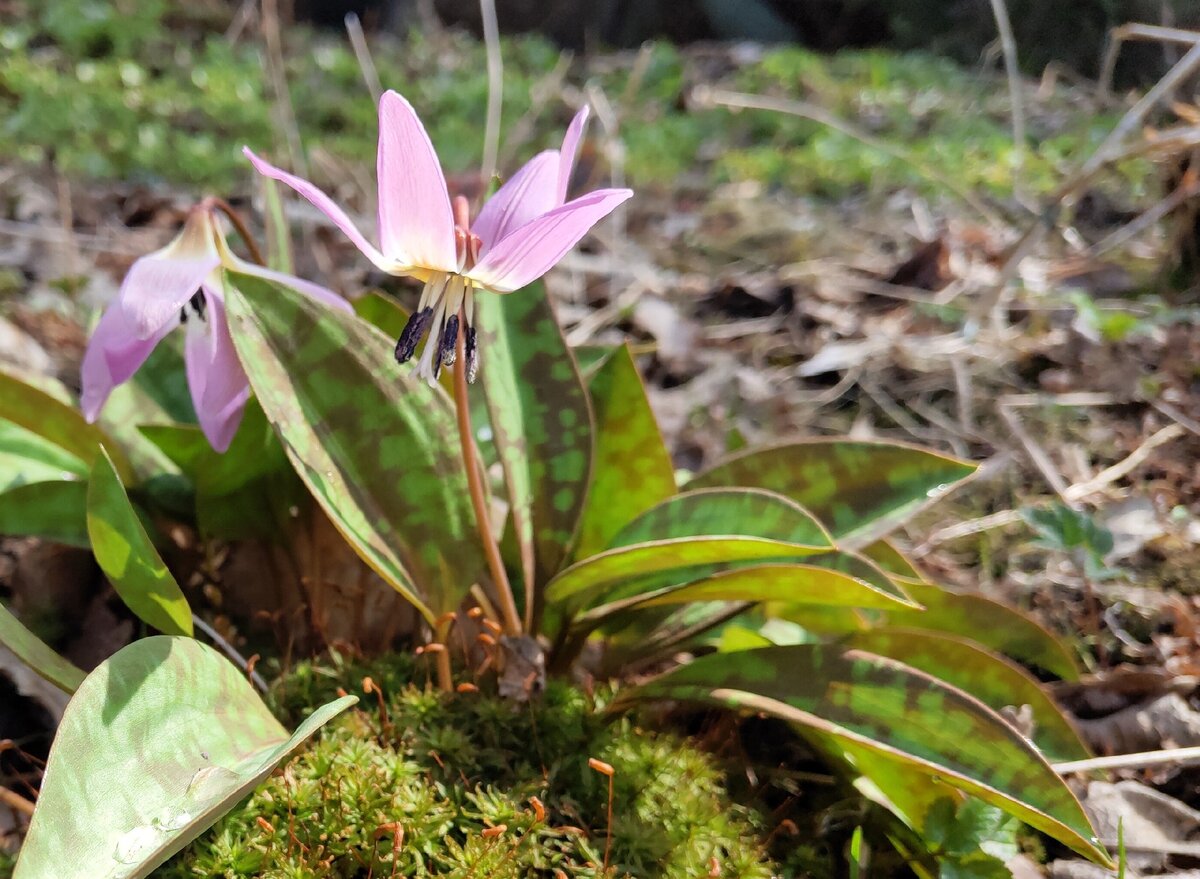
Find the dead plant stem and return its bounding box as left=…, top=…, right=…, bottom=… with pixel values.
left=208, top=197, right=267, bottom=266
left=454, top=307, right=522, bottom=638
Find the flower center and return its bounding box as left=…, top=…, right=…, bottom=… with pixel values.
left=178, top=290, right=207, bottom=324
left=393, top=195, right=480, bottom=385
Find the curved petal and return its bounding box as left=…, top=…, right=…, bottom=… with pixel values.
left=243, top=147, right=396, bottom=272
left=80, top=302, right=176, bottom=423
left=116, top=210, right=220, bottom=340
left=468, top=188, right=632, bottom=293
left=185, top=288, right=250, bottom=453
left=376, top=91, right=458, bottom=272
left=557, top=105, right=589, bottom=204
left=472, top=151, right=558, bottom=255
left=224, top=256, right=352, bottom=313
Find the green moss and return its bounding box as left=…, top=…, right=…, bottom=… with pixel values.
left=0, top=848, right=14, bottom=879
left=154, top=654, right=775, bottom=878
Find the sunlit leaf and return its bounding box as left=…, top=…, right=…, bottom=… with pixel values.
left=610, top=488, right=831, bottom=549
left=860, top=539, right=922, bottom=580
left=843, top=628, right=1090, bottom=762
left=0, top=480, right=89, bottom=546
left=0, top=417, right=88, bottom=490
left=0, top=367, right=134, bottom=483
left=574, top=344, right=676, bottom=559
left=13, top=636, right=355, bottom=879
left=616, top=645, right=1108, bottom=864
left=476, top=282, right=593, bottom=598
left=876, top=580, right=1079, bottom=681
left=0, top=601, right=84, bottom=693
left=87, top=448, right=192, bottom=637
left=225, top=271, right=484, bottom=624
left=688, top=440, right=976, bottom=547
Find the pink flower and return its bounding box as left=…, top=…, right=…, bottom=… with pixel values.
left=81, top=203, right=348, bottom=452
left=244, top=90, right=631, bottom=383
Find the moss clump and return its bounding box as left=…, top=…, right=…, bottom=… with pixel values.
left=155, top=655, right=775, bottom=878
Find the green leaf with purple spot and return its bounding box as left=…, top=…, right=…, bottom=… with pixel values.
left=476, top=282, right=593, bottom=596
left=13, top=636, right=355, bottom=879
left=225, top=271, right=484, bottom=625
left=574, top=344, right=676, bottom=560
left=844, top=628, right=1091, bottom=763
left=615, top=644, right=1108, bottom=865
left=688, top=440, right=976, bottom=547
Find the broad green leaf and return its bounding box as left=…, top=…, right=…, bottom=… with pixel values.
left=860, top=539, right=922, bottom=580
left=87, top=449, right=193, bottom=637
left=843, top=629, right=1090, bottom=763
left=353, top=290, right=410, bottom=339
left=0, top=368, right=135, bottom=483
left=0, top=480, right=89, bottom=546
left=14, top=636, right=355, bottom=879
left=0, top=417, right=88, bottom=490
left=616, top=645, right=1108, bottom=865
left=0, top=602, right=84, bottom=693
left=225, top=271, right=484, bottom=624
left=610, top=488, right=831, bottom=549
left=878, top=580, right=1079, bottom=681
left=545, top=535, right=827, bottom=613
left=580, top=560, right=919, bottom=633
left=141, top=402, right=301, bottom=538
left=574, top=344, right=676, bottom=559
left=477, top=282, right=593, bottom=596
left=688, top=440, right=976, bottom=547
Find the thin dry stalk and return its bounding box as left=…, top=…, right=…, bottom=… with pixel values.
left=998, top=402, right=1071, bottom=502
left=988, top=0, right=1026, bottom=199
left=1087, top=171, right=1200, bottom=257
left=0, top=784, right=35, bottom=817
left=193, top=615, right=269, bottom=693
left=345, top=13, right=383, bottom=102
left=261, top=0, right=307, bottom=178
left=1055, top=744, right=1200, bottom=774
left=479, top=0, right=503, bottom=192
left=1099, top=24, right=1200, bottom=101
left=1063, top=423, right=1185, bottom=502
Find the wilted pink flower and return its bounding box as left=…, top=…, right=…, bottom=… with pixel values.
left=245, top=90, right=631, bottom=383
left=81, top=203, right=348, bottom=451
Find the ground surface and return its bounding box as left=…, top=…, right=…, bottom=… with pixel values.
left=4, top=5, right=1200, bottom=875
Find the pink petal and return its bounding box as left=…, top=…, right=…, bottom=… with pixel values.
left=243, top=147, right=394, bottom=272
left=557, top=106, right=589, bottom=204
left=375, top=91, right=458, bottom=272
left=80, top=301, right=176, bottom=423
left=472, top=151, right=558, bottom=255
left=468, top=188, right=632, bottom=293
left=116, top=212, right=221, bottom=340
left=225, top=258, right=351, bottom=313
left=184, top=288, right=251, bottom=453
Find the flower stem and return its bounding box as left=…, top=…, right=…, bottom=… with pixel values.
left=434, top=620, right=454, bottom=693
left=208, top=197, right=267, bottom=267
left=453, top=306, right=522, bottom=637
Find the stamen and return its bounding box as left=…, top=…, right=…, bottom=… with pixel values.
left=465, top=326, right=479, bottom=383
left=440, top=313, right=459, bottom=367
left=189, top=291, right=207, bottom=321
left=179, top=307, right=188, bottom=325
left=395, top=306, right=434, bottom=363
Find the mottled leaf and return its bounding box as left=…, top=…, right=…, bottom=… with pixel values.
left=574, top=344, right=676, bottom=559
left=14, top=636, right=355, bottom=879
left=353, top=290, right=410, bottom=339
left=843, top=629, right=1090, bottom=762
left=0, top=480, right=89, bottom=546
left=877, top=580, right=1079, bottom=681
left=225, top=271, right=484, bottom=624
left=688, top=440, right=976, bottom=547
left=0, top=367, right=134, bottom=483
left=0, top=601, right=85, bottom=693
left=617, top=645, right=1108, bottom=864
left=610, top=488, right=831, bottom=549
left=87, top=449, right=193, bottom=637
left=476, top=282, right=593, bottom=597
left=0, top=417, right=88, bottom=490
left=860, top=539, right=922, bottom=580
